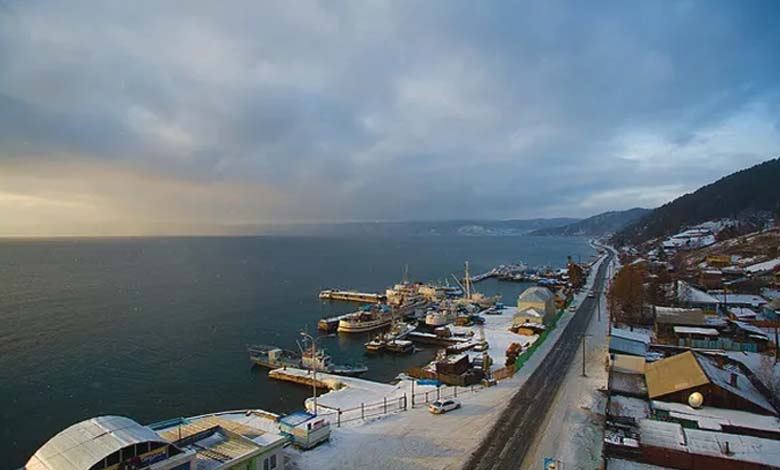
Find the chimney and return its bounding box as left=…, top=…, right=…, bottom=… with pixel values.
left=730, top=372, right=738, bottom=388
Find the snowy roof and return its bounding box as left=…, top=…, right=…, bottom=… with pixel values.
left=517, top=286, right=553, bottom=303
left=26, top=416, right=170, bottom=470
left=731, top=321, right=769, bottom=339
left=711, top=293, right=767, bottom=307
left=651, top=400, right=780, bottom=434
left=677, top=281, right=720, bottom=305
left=745, top=257, right=780, bottom=274
left=639, top=419, right=780, bottom=467
left=639, top=419, right=686, bottom=450
left=608, top=395, right=650, bottom=420
left=280, top=411, right=317, bottom=427
left=684, top=427, right=780, bottom=466
left=762, top=288, right=780, bottom=300
left=673, top=326, right=719, bottom=336
left=728, top=307, right=757, bottom=318
left=610, top=370, right=648, bottom=397
left=606, top=458, right=674, bottom=470
left=611, top=328, right=651, bottom=345
left=610, top=335, right=649, bottom=356
left=694, top=353, right=775, bottom=414
left=654, top=306, right=707, bottom=326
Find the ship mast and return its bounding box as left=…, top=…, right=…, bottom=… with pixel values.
left=465, top=261, right=471, bottom=300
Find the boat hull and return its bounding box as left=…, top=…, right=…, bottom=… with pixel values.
left=337, top=317, right=392, bottom=333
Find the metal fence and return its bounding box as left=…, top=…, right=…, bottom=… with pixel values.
left=315, top=383, right=488, bottom=427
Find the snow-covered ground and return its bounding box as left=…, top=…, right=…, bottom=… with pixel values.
left=521, top=243, right=617, bottom=469
left=287, top=248, right=611, bottom=470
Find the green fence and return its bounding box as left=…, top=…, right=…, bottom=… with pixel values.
left=514, top=302, right=568, bottom=370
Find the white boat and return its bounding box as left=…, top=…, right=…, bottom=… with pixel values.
left=425, top=309, right=453, bottom=327
left=337, top=305, right=393, bottom=333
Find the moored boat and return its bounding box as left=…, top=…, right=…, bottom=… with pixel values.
left=248, top=345, right=301, bottom=369
left=337, top=304, right=393, bottom=333
left=385, top=339, right=414, bottom=354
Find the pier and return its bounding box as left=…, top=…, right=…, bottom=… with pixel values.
left=268, top=368, right=340, bottom=390
left=319, top=289, right=387, bottom=303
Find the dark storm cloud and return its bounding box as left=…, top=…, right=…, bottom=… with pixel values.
left=1, top=0, right=779, bottom=234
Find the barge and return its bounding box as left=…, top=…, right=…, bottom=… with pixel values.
left=319, top=289, right=386, bottom=303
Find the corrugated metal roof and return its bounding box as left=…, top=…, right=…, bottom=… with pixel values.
left=26, top=416, right=169, bottom=470
left=639, top=419, right=686, bottom=450
left=609, top=336, right=649, bottom=357
left=517, top=287, right=553, bottom=304
left=645, top=351, right=708, bottom=399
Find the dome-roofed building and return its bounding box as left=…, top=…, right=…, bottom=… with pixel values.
left=25, top=415, right=195, bottom=470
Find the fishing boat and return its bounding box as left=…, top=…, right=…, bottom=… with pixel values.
left=248, top=345, right=302, bottom=369
left=248, top=342, right=368, bottom=376
left=364, top=337, right=386, bottom=353
left=425, top=308, right=454, bottom=327
left=385, top=339, right=414, bottom=354
left=318, top=312, right=358, bottom=332
left=337, top=304, right=393, bottom=333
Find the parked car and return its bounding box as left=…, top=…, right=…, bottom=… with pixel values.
left=587, top=292, right=595, bottom=298
left=429, top=399, right=461, bottom=414
left=568, top=305, right=577, bottom=312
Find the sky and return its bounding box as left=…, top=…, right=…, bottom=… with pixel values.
left=1, top=0, right=780, bottom=236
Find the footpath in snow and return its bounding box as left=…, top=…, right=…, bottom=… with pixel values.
left=288, top=249, right=611, bottom=470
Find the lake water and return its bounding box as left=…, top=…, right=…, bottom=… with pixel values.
left=0, top=235, right=594, bottom=467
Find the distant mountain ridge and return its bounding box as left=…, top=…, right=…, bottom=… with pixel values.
left=612, top=157, right=780, bottom=246
left=249, top=218, right=581, bottom=237
left=530, top=208, right=651, bottom=237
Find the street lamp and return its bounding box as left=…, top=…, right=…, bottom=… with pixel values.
left=300, top=330, right=323, bottom=415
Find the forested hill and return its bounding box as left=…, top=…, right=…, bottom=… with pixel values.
left=612, top=157, right=780, bottom=246
left=530, top=208, right=650, bottom=236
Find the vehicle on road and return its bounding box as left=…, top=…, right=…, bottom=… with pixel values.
left=587, top=292, right=595, bottom=298
left=429, top=399, right=461, bottom=414
left=568, top=305, right=576, bottom=312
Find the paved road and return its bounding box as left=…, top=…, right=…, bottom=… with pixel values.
left=463, top=250, right=613, bottom=470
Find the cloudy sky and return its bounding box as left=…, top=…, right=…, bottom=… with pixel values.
left=1, top=1, right=779, bottom=235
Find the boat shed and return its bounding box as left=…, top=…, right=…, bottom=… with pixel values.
left=25, top=416, right=195, bottom=470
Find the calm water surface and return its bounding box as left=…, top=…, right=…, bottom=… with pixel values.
left=0, top=235, right=594, bottom=467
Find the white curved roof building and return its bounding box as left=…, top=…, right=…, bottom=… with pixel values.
left=26, top=415, right=194, bottom=470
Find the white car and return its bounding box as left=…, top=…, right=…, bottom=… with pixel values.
left=429, top=399, right=461, bottom=414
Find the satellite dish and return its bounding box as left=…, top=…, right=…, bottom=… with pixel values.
left=689, top=391, right=704, bottom=408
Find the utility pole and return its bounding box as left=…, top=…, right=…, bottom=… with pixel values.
left=580, top=334, right=591, bottom=377
left=300, top=330, right=321, bottom=415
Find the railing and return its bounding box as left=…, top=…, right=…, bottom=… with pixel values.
left=315, top=383, right=488, bottom=427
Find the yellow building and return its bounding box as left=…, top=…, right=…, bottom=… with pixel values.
left=516, top=287, right=556, bottom=324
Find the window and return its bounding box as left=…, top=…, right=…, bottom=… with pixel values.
left=270, top=454, right=277, bottom=469
left=263, top=457, right=270, bottom=470
left=106, top=452, right=120, bottom=466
